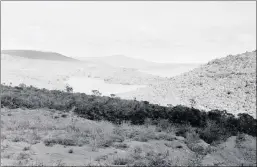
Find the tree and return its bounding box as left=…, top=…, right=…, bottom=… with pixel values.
left=92, top=90, right=102, bottom=96
left=18, top=83, right=26, bottom=88
left=189, top=98, right=196, bottom=108
left=167, top=104, right=173, bottom=108
left=110, top=94, right=116, bottom=98
left=65, top=85, right=73, bottom=93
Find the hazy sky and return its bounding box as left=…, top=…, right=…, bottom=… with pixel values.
left=1, top=1, right=256, bottom=63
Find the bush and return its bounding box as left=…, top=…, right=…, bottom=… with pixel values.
left=68, top=148, right=73, bottom=153
left=112, top=157, right=131, bottom=165
left=175, top=124, right=191, bottom=138
left=199, top=120, right=229, bottom=144
left=44, top=138, right=76, bottom=146
left=145, top=150, right=172, bottom=166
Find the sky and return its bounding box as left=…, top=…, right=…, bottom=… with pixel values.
left=1, top=1, right=256, bottom=63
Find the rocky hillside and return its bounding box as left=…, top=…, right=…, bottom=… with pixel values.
left=173, top=50, right=256, bottom=117
left=121, top=51, right=256, bottom=118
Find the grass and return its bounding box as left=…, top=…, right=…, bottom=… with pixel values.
left=235, top=133, right=246, bottom=148
left=128, top=147, right=173, bottom=166
left=1, top=107, right=256, bottom=166
left=112, top=156, right=132, bottom=165
left=16, top=152, right=30, bottom=160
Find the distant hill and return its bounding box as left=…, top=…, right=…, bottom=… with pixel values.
left=1, top=50, right=78, bottom=62
left=76, top=55, right=156, bottom=69
left=120, top=50, right=256, bottom=118
left=77, top=55, right=199, bottom=70
left=77, top=55, right=157, bottom=69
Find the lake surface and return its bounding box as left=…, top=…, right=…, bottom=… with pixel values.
left=66, top=77, right=146, bottom=96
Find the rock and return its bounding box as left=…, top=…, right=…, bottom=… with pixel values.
left=188, top=139, right=210, bottom=155
left=175, top=136, right=185, bottom=141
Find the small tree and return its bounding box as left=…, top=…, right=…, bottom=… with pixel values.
left=189, top=98, right=196, bottom=108
left=110, top=94, right=116, bottom=98
left=167, top=104, right=173, bottom=108
left=92, top=90, right=102, bottom=96
left=65, top=85, right=73, bottom=93
left=18, top=83, right=26, bottom=88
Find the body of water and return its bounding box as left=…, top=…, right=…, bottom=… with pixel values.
left=66, top=77, right=146, bottom=96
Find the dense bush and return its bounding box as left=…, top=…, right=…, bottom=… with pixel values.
left=1, top=84, right=256, bottom=143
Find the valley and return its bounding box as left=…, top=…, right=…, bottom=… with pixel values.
left=1, top=50, right=256, bottom=118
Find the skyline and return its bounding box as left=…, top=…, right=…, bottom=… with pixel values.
left=1, top=1, right=256, bottom=63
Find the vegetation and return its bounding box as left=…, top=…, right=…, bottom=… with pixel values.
left=1, top=84, right=256, bottom=144
left=65, top=85, right=73, bottom=93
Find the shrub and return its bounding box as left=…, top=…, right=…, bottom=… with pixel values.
left=237, top=113, right=256, bottom=136
left=199, top=120, right=228, bottom=144
left=92, top=90, right=102, bottom=96
left=185, top=130, right=200, bottom=144
left=65, top=85, right=73, bottom=93
left=44, top=138, right=76, bottom=146
left=23, top=146, right=30, bottom=151
left=157, top=119, right=170, bottom=131
left=145, top=150, right=172, bottom=166
left=17, top=152, right=30, bottom=160
left=113, top=143, right=129, bottom=149
left=68, top=148, right=73, bottom=153
left=112, top=157, right=131, bottom=165
left=157, top=133, right=176, bottom=141
left=175, top=125, right=191, bottom=138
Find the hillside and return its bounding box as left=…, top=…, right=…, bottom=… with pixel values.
left=120, top=51, right=256, bottom=118
left=1, top=50, right=78, bottom=62
left=173, top=50, right=256, bottom=117
left=1, top=85, right=256, bottom=166
left=1, top=107, right=256, bottom=166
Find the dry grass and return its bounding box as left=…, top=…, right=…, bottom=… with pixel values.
left=1, top=107, right=256, bottom=166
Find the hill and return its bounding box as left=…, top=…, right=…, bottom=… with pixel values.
left=173, top=50, right=256, bottom=117
left=77, top=55, right=158, bottom=69
left=1, top=50, right=78, bottom=62
left=120, top=50, right=256, bottom=118
left=76, top=55, right=200, bottom=73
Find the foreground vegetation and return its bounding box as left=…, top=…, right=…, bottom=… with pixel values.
left=1, top=84, right=256, bottom=145
left=1, top=108, right=256, bottom=166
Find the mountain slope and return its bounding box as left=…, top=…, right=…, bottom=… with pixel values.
left=173, top=50, right=256, bottom=117
left=1, top=50, right=78, bottom=62
left=120, top=50, right=256, bottom=117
